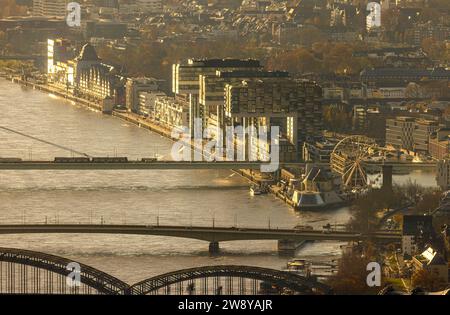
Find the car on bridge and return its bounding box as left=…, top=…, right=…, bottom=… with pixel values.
left=294, top=225, right=314, bottom=232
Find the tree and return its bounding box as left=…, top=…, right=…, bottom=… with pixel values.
left=411, top=269, right=447, bottom=291
left=327, top=245, right=382, bottom=295
left=413, top=189, right=442, bottom=214
left=0, top=0, right=27, bottom=18
left=322, top=105, right=352, bottom=132
left=421, top=38, right=446, bottom=62
left=348, top=188, right=404, bottom=232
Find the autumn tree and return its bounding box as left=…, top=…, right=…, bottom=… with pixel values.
left=421, top=38, right=447, bottom=62
left=327, top=244, right=382, bottom=295
left=411, top=269, right=448, bottom=291
left=322, top=105, right=352, bottom=132
left=348, top=188, right=404, bottom=232
left=413, top=189, right=442, bottom=215
left=0, top=0, right=27, bottom=18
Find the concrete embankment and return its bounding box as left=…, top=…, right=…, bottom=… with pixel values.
left=10, top=77, right=103, bottom=112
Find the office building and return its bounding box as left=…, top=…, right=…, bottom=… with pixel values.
left=413, top=119, right=439, bottom=154
left=224, top=78, right=323, bottom=161
left=385, top=117, right=415, bottom=150
left=172, top=59, right=263, bottom=133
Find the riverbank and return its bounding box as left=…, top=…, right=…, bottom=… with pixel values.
left=9, top=77, right=104, bottom=112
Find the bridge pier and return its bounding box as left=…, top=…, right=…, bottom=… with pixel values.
left=277, top=239, right=303, bottom=256
left=209, top=242, right=220, bottom=255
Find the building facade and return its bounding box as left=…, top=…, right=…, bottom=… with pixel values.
left=153, top=95, right=190, bottom=130
left=224, top=78, right=323, bottom=161
left=386, top=117, right=415, bottom=150
left=33, top=0, right=69, bottom=17
left=402, top=215, right=434, bottom=256
left=429, top=129, right=450, bottom=160
left=125, top=77, right=160, bottom=113
left=437, top=159, right=450, bottom=190
left=413, top=119, right=439, bottom=153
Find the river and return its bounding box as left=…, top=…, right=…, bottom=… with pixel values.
left=0, top=79, right=437, bottom=285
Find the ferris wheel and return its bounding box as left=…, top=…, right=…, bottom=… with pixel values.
left=330, top=135, right=381, bottom=189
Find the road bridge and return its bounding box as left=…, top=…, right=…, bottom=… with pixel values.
left=0, top=224, right=401, bottom=254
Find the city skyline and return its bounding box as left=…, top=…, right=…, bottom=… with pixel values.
left=0, top=0, right=449, bottom=300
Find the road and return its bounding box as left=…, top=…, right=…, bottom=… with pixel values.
left=0, top=223, right=401, bottom=243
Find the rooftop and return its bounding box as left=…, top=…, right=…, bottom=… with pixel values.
left=403, top=215, right=433, bottom=236
left=76, top=44, right=100, bottom=62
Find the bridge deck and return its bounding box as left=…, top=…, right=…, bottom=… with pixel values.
left=0, top=224, right=401, bottom=242
left=0, top=161, right=300, bottom=170
left=0, top=160, right=436, bottom=170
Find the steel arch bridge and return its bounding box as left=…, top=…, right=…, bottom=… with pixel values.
left=129, top=265, right=332, bottom=295
left=0, top=248, right=130, bottom=294
left=0, top=248, right=332, bottom=295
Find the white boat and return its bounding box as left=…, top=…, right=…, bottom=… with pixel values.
left=283, top=259, right=312, bottom=277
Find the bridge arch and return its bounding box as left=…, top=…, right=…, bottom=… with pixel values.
left=129, top=265, right=332, bottom=295
left=0, top=247, right=130, bottom=294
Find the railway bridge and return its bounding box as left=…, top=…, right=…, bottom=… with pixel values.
left=0, top=247, right=331, bottom=295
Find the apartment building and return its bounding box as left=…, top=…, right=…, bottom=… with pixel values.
left=125, top=77, right=160, bottom=113
left=153, top=96, right=190, bottom=130
left=139, top=91, right=166, bottom=117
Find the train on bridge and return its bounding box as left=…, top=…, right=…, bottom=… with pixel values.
left=0, top=157, right=159, bottom=163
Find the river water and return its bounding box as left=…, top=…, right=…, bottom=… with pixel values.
left=0, top=80, right=438, bottom=285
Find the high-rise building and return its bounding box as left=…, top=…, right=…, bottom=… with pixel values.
left=33, top=0, right=69, bottom=17
left=224, top=78, right=323, bottom=161
left=199, top=70, right=289, bottom=137
left=172, top=59, right=263, bottom=133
